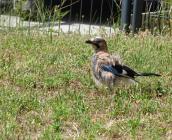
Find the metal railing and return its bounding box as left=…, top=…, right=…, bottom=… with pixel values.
left=142, top=1, right=172, bottom=35
left=0, top=0, right=171, bottom=35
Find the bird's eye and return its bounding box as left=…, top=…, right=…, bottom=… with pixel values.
left=96, top=40, right=102, bottom=43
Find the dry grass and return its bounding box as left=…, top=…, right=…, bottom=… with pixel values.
left=0, top=30, right=172, bottom=139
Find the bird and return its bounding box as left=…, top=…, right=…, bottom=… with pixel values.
left=85, top=36, right=161, bottom=90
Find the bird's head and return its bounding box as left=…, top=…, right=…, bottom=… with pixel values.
left=85, top=37, right=108, bottom=53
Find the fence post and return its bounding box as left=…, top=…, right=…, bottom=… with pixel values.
left=131, top=0, right=144, bottom=33
left=89, top=0, right=93, bottom=35
left=121, top=0, right=132, bottom=33
left=13, top=0, right=16, bottom=9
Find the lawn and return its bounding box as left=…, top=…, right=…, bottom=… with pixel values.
left=0, top=30, right=172, bottom=139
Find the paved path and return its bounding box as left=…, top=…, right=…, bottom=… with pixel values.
left=0, top=15, right=115, bottom=35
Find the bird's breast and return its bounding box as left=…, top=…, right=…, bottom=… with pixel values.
left=91, top=55, right=99, bottom=79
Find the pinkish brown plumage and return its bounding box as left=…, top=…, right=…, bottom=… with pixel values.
left=85, top=37, right=161, bottom=90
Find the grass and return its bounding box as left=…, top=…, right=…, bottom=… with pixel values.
left=0, top=30, right=172, bottom=139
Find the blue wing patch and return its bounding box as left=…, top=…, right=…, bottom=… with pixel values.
left=101, top=65, right=130, bottom=78
left=101, top=65, right=121, bottom=76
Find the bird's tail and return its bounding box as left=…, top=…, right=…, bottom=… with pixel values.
left=136, top=73, right=161, bottom=77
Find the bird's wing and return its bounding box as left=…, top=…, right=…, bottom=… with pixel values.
left=95, top=54, right=127, bottom=77
left=111, top=53, right=122, bottom=65
left=100, top=64, right=134, bottom=79
left=113, top=65, right=139, bottom=78
left=100, top=64, right=140, bottom=84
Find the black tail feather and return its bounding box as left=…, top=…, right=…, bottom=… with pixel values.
left=137, top=73, right=161, bottom=77
left=121, top=65, right=161, bottom=77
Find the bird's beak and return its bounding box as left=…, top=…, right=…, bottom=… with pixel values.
left=85, top=40, right=93, bottom=44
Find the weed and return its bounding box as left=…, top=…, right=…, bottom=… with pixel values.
left=0, top=31, right=171, bottom=139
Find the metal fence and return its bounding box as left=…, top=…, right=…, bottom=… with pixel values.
left=141, top=1, right=172, bottom=35
left=0, top=0, right=171, bottom=35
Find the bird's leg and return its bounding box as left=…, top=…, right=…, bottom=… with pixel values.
left=107, top=84, right=114, bottom=94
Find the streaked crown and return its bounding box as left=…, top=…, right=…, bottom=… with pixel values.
left=85, top=36, right=108, bottom=52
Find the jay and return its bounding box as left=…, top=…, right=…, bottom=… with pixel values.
left=85, top=37, right=160, bottom=89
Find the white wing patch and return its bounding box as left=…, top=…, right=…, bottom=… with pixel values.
left=122, top=70, right=127, bottom=75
